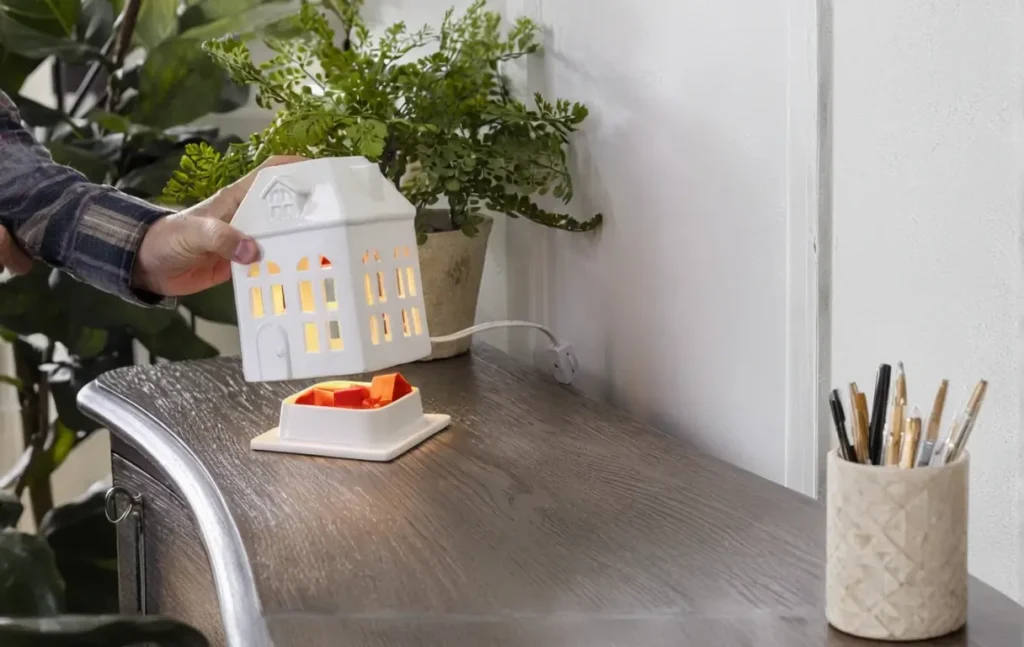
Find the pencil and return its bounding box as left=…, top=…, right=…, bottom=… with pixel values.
left=868, top=364, right=892, bottom=465
left=884, top=363, right=906, bottom=466
left=946, top=380, right=987, bottom=463
left=829, top=389, right=856, bottom=461
left=900, top=407, right=921, bottom=468
left=915, top=379, right=948, bottom=467
left=854, top=391, right=871, bottom=464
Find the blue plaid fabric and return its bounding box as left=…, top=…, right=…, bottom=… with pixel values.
left=0, top=90, right=171, bottom=305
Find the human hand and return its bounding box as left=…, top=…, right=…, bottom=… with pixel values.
left=132, top=155, right=306, bottom=297
left=0, top=225, right=32, bottom=276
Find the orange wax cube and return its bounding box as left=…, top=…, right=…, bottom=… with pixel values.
left=313, top=388, right=337, bottom=407
left=369, top=373, right=413, bottom=405
left=293, top=388, right=316, bottom=406
left=332, top=386, right=371, bottom=408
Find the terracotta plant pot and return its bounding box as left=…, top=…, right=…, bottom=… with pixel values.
left=416, top=214, right=493, bottom=360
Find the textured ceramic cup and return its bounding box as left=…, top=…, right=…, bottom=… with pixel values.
left=825, top=449, right=968, bottom=641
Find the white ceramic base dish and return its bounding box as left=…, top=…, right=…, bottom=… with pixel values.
left=250, top=413, right=451, bottom=461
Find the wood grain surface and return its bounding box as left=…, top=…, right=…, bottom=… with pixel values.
left=95, top=346, right=1022, bottom=647
left=111, top=455, right=226, bottom=646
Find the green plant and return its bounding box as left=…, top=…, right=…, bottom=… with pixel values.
left=1, top=487, right=209, bottom=646
left=162, top=0, right=602, bottom=242
left=0, top=0, right=301, bottom=621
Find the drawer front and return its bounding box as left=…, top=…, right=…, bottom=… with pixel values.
left=111, top=454, right=226, bottom=646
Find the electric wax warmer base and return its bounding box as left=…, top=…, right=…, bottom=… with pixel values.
left=250, top=374, right=451, bottom=462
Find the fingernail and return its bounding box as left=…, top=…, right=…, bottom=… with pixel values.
left=233, top=239, right=260, bottom=264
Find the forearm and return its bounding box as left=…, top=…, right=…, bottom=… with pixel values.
left=0, top=94, right=172, bottom=304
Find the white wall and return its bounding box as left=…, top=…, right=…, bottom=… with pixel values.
left=500, top=0, right=795, bottom=486
left=832, top=0, right=1022, bottom=601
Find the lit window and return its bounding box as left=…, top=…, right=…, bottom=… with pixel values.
left=250, top=287, right=264, bottom=318
left=395, top=268, right=406, bottom=298
left=304, top=322, right=320, bottom=353
left=363, top=274, right=374, bottom=305
left=373, top=249, right=381, bottom=262
left=323, top=278, right=337, bottom=310
left=376, top=272, right=387, bottom=302
left=327, top=321, right=343, bottom=350
left=411, top=307, right=423, bottom=335
left=382, top=313, right=392, bottom=342
left=248, top=264, right=260, bottom=278
left=362, top=250, right=370, bottom=264
left=401, top=309, right=411, bottom=337
left=299, top=280, right=315, bottom=313
left=271, top=285, right=286, bottom=315
left=297, top=257, right=310, bottom=272
left=406, top=267, right=417, bottom=297
left=370, top=316, right=380, bottom=345
left=268, top=262, right=281, bottom=275
left=320, top=256, right=332, bottom=269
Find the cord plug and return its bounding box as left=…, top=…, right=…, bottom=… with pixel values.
left=547, top=342, right=578, bottom=385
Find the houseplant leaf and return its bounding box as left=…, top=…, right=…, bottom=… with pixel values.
left=134, top=314, right=219, bottom=361
left=0, top=0, right=81, bottom=37
left=77, top=0, right=113, bottom=48
left=39, top=481, right=117, bottom=614
left=0, top=10, right=99, bottom=61
left=0, top=529, right=64, bottom=617
left=177, top=1, right=299, bottom=41
left=180, top=283, right=238, bottom=325
left=0, top=615, right=210, bottom=647
left=0, top=491, right=22, bottom=529
left=134, top=0, right=177, bottom=49
left=0, top=46, right=41, bottom=93
left=46, top=141, right=114, bottom=183
left=131, top=37, right=228, bottom=128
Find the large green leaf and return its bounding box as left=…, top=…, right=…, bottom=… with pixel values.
left=133, top=0, right=177, bottom=50
left=0, top=0, right=81, bottom=36
left=0, top=615, right=210, bottom=647
left=0, top=491, right=22, bottom=529
left=76, top=0, right=112, bottom=47
left=39, top=481, right=117, bottom=614
left=48, top=271, right=175, bottom=334
left=0, top=46, right=41, bottom=95
left=0, top=529, right=64, bottom=617
left=0, top=10, right=99, bottom=61
left=177, top=1, right=297, bottom=41
left=180, top=283, right=238, bottom=324
left=47, top=141, right=114, bottom=183
left=115, top=149, right=185, bottom=198
left=130, top=38, right=227, bottom=129
left=134, top=313, right=218, bottom=361
left=10, top=94, right=68, bottom=128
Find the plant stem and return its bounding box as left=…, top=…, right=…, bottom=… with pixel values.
left=12, top=340, right=52, bottom=527
left=106, top=0, right=143, bottom=112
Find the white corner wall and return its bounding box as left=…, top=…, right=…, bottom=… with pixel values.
left=833, top=1, right=1023, bottom=601
left=500, top=0, right=795, bottom=486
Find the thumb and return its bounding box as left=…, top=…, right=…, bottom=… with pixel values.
left=186, top=217, right=261, bottom=264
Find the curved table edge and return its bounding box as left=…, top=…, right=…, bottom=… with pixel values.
left=78, top=380, right=273, bottom=647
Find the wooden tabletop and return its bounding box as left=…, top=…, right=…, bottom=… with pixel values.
left=87, top=345, right=1022, bottom=646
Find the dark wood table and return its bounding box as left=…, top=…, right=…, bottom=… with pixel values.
left=78, top=345, right=1023, bottom=647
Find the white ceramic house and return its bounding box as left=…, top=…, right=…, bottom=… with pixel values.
left=230, top=157, right=432, bottom=383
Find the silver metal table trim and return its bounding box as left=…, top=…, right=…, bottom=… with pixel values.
left=79, top=381, right=273, bottom=647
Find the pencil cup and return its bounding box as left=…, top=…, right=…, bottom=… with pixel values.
left=825, top=450, right=968, bottom=641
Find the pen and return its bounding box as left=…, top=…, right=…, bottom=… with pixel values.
left=868, top=364, right=892, bottom=465
left=946, top=379, right=987, bottom=463
left=900, top=407, right=921, bottom=468
left=829, top=389, right=856, bottom=462
left=930, top=392, right=966, bottom=467
left=916, top=379, right=948, bottom=467
left=883, top=363, right=906, bottom=466
left=849, top=384, right=870, bottom=464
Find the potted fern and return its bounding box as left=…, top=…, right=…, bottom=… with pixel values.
left=162, top=0, right=601, bottom=359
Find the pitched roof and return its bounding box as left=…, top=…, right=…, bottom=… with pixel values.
left=231, top=157, right=416, bottom=238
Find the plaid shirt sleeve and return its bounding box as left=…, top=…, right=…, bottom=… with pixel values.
left=0, top=90, right=174, bottom=306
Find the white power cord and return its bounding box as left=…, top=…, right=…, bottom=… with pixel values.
left=430, top=320, right=578, bottom=385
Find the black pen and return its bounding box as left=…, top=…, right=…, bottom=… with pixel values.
left=828, top=389, right=856, bottom=462
left=868, top=364, right=891, bottom=465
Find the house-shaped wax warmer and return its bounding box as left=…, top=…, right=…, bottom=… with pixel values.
left=230, top=156, right=432, bottom=383
left=231, top=157, right=450, bottom=462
